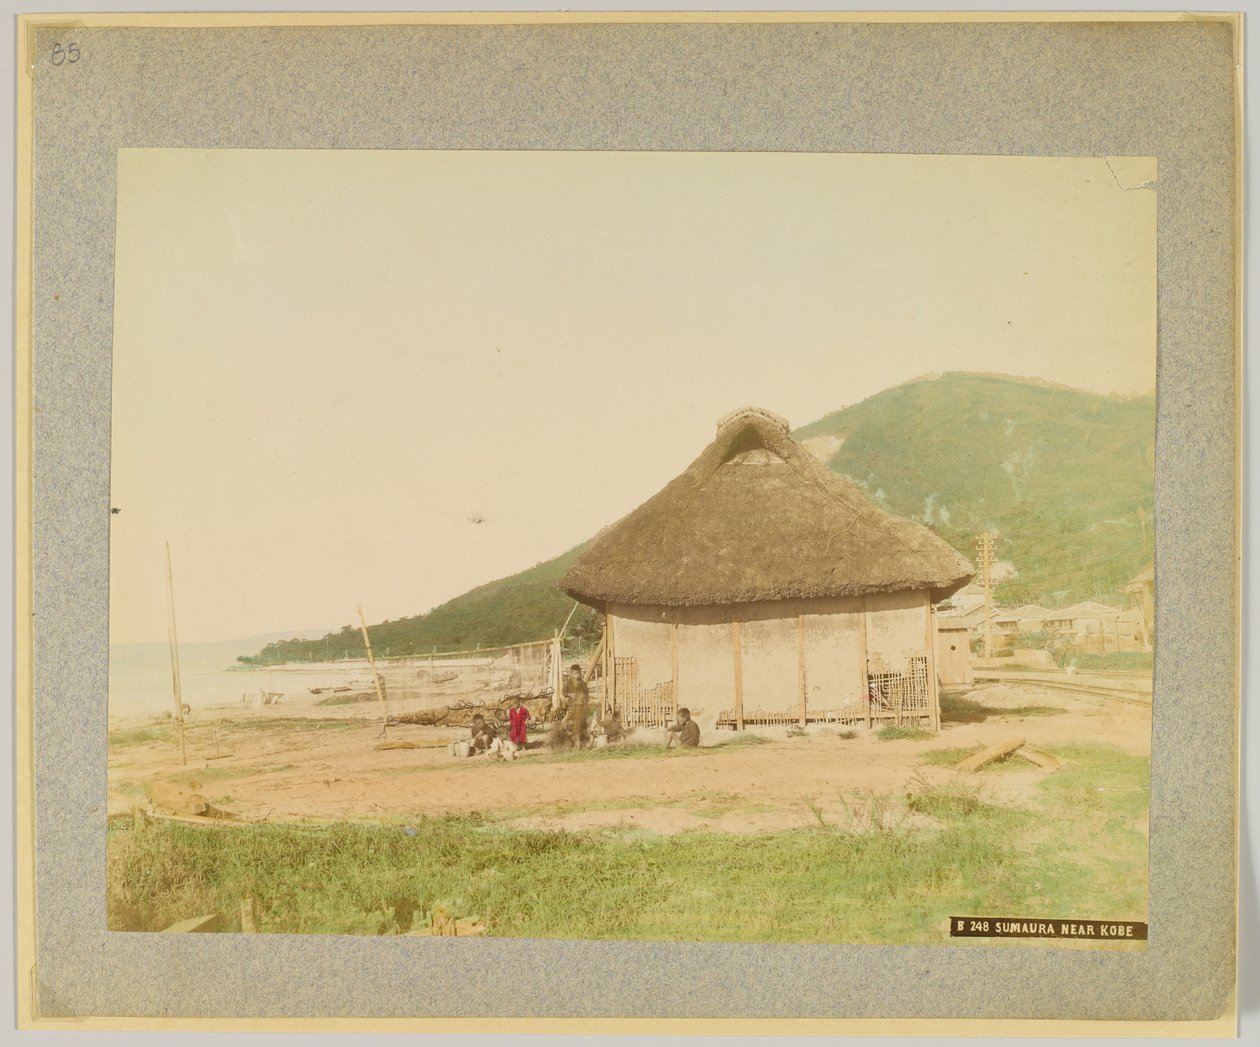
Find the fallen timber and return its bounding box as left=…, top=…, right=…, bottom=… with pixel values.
left=392, top=695, right=553, bottom=728
left=955, top=737, right=1063, bottom=773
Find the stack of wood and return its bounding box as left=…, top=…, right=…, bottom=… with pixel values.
left=955, top=738, right=1063, bottom=772
left=394, top=695, right=551, bottom=728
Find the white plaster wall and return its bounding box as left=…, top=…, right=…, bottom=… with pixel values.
left=608, top=593, right=932, bottom=720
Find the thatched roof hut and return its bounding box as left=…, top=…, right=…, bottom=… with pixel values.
left=560, top=406, right=973, bottom=609
left=559, top=408, right=974, bottom=734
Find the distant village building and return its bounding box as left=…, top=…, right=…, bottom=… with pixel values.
left=559, top=407, right=975, bottom=731
left=993, top=604, right=1051, bottom=637
left=934, top=617, right=974, bottom=687
left=1036, top=600, right=1149, bottom=654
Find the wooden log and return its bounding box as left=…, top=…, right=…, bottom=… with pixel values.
left=1016, top=745, right=1063, bottom=770
left=145, top=780, right=208, bottom=816
left=957, top=738, right=1026, bottom=773
left=161, top=912, right=223, bottom=933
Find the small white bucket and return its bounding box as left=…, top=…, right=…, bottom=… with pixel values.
left=453, top=740, right=471, bottom=758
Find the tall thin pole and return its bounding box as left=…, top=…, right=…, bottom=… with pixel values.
left=357, top=605, right=390, bottom=727
left=976, top=532, right=995, bottom=660
left=165, top=542, right=187, bottom=766
left=559, top=600, right=579, bottom=639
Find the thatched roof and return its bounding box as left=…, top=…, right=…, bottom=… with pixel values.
left=559, top=407, right=975, bottom=609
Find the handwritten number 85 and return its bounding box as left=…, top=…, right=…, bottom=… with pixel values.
left=50, top=42, right=80, bottom=66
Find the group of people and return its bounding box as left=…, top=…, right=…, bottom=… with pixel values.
left=464, top=696, right=531, bottom=760
left=460, top=663, right=700, bottom=759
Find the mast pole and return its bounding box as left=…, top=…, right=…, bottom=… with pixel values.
left=357, top=605, right=390, bottom=728
left=165, top=542, right=187, bottom=766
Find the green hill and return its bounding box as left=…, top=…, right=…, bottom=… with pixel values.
left=243, top=372, right=1153, bottom=665
left=796, top=372, right=1154, bottom=606
left=239, top=546, right=600, bottom=665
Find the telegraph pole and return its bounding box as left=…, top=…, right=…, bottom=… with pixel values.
left=975, top=531, right=996, bottom=660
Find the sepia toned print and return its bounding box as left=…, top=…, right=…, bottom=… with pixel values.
left=106, top=148, right=1154, bottom=946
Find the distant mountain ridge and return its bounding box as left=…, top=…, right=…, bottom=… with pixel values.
left=795, top=372, right=1154, bottom=606
left=244, top=372, right=1154, bottom=665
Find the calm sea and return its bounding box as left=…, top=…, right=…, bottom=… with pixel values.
left=108, top=639, right=374, bottom=718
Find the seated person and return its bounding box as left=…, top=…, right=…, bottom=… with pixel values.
left=664, top=707, right=700, bottom=749
left=600, top=708, right=625, bottom=743
left=469, top=714, right=497, bottom=754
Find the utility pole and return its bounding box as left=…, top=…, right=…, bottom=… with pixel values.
left=975, top=531, right=996, bottom=660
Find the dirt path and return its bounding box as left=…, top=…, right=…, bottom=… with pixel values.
left=108, top=681, right=1150, bottom=834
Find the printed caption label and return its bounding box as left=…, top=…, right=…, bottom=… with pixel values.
left=950, top=917, right=1147, bottom=940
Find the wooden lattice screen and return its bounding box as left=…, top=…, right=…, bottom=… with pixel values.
left=867, top=654, right=931, bottom=725
left=715, top=653, right=933, bottom=728
left=613, top=657, right=677, bottom=728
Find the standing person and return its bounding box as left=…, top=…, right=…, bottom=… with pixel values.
left=562, top=664, right=590, bottom=748
left=664, top=707, right=700, bottom=749
left=508, top=696, right=531, bottom=749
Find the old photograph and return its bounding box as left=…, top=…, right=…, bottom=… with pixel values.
left=105, top=148, right=1156, bottom=947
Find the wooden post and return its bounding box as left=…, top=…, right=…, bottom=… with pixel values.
left=731, top=619, right=744, bottom=731
left=925, top=593, right=941, bottom=732
left=356, top=605, right=390, bottom=726
left=604, top=613, right=615, bottom=713
left=670, top=620, right=680, bottom=715
left=549, top=633, right=563, bottom=712
left=240, top=897, right=259, bottom=933
left=859, top=596, right=871, bottom=729
left=797, top=614, right=807, bottom=728
left=601, top=616, right=610, bottom=718
left=165, top=543, right=187, bottom=766
left=559, top=600, right=579, bottom=639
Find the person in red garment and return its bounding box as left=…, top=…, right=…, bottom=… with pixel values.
left=507, top=696, right=530, bottom=749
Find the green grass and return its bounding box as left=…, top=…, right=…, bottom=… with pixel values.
left=1060, top=652, right=1154, bottom=673
left=875, top=725, right=933, bottom=741
left=940, top=693, right=1065, bottom=724
left=918, top=746, right=1038, bottom=774
left=107, top=741, right=1149, bottom=944
left=906, top=783, right=992, bottom=819
left=918, top=746, right=981, bottom=767
left=109, top=725, right=176, bottom=748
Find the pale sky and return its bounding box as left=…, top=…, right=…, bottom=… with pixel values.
left=110, top=150, right=1156, bottom=644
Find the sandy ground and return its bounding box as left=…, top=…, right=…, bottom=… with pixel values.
left=108, top=681, right=1151, bottom=834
